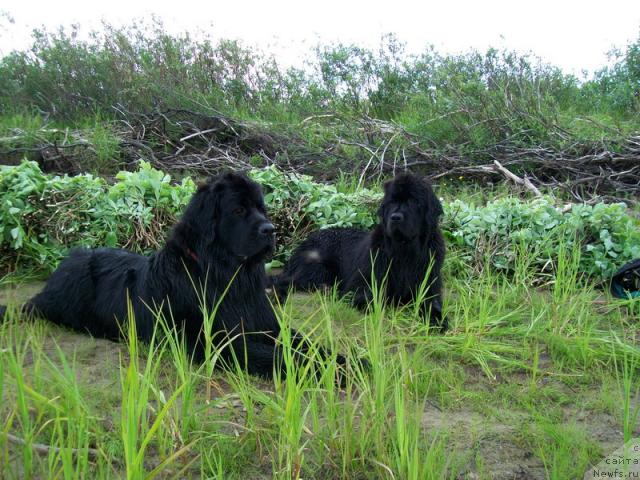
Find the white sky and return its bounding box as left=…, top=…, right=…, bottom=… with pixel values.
left=1, top=0, right=640, bottom=76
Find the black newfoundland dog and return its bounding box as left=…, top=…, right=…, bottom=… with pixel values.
left=271, top=173, right=446, bottom=329
left=0, top=172, right=345, bottom=378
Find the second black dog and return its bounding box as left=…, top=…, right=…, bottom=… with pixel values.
left=271, top=173, right=446, bottom=329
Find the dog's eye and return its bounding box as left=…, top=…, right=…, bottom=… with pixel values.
left=234, top=207, right=246, bottom=216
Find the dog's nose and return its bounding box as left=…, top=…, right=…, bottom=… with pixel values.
left=259, top=223, right=275, bottom=236
left=390, top=212, right=404, bottom=222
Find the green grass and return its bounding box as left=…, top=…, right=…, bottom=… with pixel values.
left=0, top=241, right=638, bottom=479
left=87, top=121, right=122, bottom=174
left=0, top=114, right=62, bottom=154
left=0, top=112, right=123, bottom=174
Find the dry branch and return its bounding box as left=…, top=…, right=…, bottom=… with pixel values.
left=493, top=160, right=543, bottom=197
left=3, top=432, right=100, bottom=460
left=1, top=108, right=638, bottom=203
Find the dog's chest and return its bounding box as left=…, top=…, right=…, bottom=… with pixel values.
left=380, top=249, right=432, bottom=297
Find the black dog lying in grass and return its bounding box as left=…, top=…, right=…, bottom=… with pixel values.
left=0, top=172, right=348, bottom=378
left=271, top=173, right=447, bottom=330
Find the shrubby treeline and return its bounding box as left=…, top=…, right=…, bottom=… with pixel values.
left=0, top=22, right=639, bottom=152
left=1, top=161, right=638, bottom=281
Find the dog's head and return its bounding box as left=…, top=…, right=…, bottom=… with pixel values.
left=378, top=173, right=443, bottom=244
left=172, top=172, right=275, bottom=263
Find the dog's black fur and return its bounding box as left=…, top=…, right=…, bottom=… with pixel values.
left=271, top=173, right=446, bottom=329
left=1, top=172, right=343, bottom=378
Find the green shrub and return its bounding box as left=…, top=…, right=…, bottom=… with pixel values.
left=447, top=196, right=640, bottom=279
left=0, top=161, right=194, bottom=273
left=1, top=20, right=638, bottom=150
left=249, top=166, right=381, bottom=265
left=1, top=161, right=638, bottom=281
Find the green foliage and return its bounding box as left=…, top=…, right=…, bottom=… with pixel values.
left=250, top=166, right=381, bottom=264
left=582, top=27, right=640, bottom=114
left=0, top=21, right=638, bottom=165
left=0, top=161, right=194, bottom=273
left=0, top=20, right=309, bottom=121
left=447, top=196, right=640, bottom=279
left=2, top=230, right=636, bottom=478
left=252, top=166, right=380, bottom=228
left=1, top=161, right=639, bottom=281
left=88, top=120, right=122, bottom=172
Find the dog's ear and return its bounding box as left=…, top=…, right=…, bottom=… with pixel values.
left=378, top=179, right=394, bottom=218
left=425, top=182, right=444, bottom=219
left=172, top=178, right=223, bottom=253
left=170, top=221, right=197, bottom=253
left=199, top=175, right=227, bottom=240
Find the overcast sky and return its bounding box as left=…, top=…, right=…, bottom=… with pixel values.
left=1, top=0, right=639, bottom=76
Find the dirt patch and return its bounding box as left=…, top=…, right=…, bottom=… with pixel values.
left=421, top=406, right=545, bottom=479
left=0, top=281, right=45, bottom=305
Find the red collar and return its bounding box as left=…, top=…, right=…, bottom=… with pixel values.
left=186, top=249, right=198, bottom=262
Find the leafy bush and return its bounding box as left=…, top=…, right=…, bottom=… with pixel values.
left=0, top=161, right=194, bottom=273
left=1, top=161, right=638, bottom=281
left=447, top=197, right=640, bottom=279
left=249, top=166, right=381, bottom=265
left=0, top=20, right=638, bottom=159
left=582, top=27, right=640, bottom=114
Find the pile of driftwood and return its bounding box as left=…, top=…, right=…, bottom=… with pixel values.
left=428, top=138, right=640, bottom=204
left=334, top=115, right=640, bottom=204
left=1, top=108, right=638, bottom=203
left=116, top=108, right=302, bottom=172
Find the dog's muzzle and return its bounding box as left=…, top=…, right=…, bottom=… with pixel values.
left=386, top=220, right=417, bottom=243
left=258, top=222, right=276, bottom=253
left=258, top=222, right=275, bottom=237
